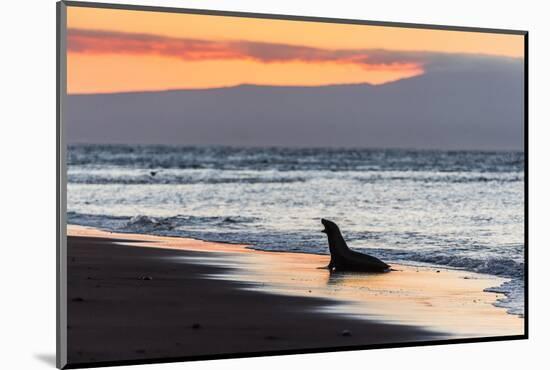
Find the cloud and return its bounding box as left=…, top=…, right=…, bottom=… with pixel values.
left=67, top=28, right=520, bottom=73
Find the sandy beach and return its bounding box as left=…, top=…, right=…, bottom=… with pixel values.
left=66, top=225, right=524, bottom=366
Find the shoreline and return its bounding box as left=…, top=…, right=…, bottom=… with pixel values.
left=68, top=223, right=523, bottom=316
left=68, top=225, right=523, bottom=336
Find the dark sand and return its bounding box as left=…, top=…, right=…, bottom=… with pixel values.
left=67, top=236, right=439, bottom=366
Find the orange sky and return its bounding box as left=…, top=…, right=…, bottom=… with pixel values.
left=66, top=6, right=524, bottom=94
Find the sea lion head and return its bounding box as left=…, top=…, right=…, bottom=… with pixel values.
left=321, top=219, right=339, bottom=234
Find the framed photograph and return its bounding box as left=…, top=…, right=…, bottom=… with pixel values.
left=57, top=1, right=527, bottom=368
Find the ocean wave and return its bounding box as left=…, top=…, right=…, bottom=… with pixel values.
left=125, top=215, right=174, bottom=230
left=68, top=212, right=258, bottom=233
left=67, top=169, right=521, bottom=185
left=353, top=174, right=523, bottom=184
left=67, top=174, right=307, bottom=185
left=68, top=145, right=524, bottom=173
left=484, top=279, right=524, bottom=317
left=124, top=214, right=257, bottom=230
left=387, top=252, right=524, bottom=279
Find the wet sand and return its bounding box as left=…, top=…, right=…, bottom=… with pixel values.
left=66, top=226, right=523, bottom=366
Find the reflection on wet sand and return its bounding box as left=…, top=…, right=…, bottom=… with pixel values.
left=69, top=225, right=524, bottom=339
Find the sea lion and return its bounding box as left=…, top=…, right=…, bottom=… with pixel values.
left=321, top=219, right=390, bottom=272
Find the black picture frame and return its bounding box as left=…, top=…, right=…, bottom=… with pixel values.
left=56, top=1, right=528, bottom=368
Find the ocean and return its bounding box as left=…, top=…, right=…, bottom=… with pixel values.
left=67, top=145, right=525, bottom=316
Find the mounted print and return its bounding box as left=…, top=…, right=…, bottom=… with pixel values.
left=56, top=1, right=527, bottom=368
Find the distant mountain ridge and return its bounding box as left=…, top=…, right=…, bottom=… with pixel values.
left=66, top=59, right=524, bottom=150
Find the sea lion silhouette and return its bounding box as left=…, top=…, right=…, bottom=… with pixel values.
left=321, top=219, right=390, bottom=272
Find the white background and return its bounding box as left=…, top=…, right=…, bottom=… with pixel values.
left=1, top=0, right=547, bottom=369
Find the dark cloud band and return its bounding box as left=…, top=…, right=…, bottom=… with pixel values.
left=67, top=28, right=521, bottom=73
left=67, top=28, right=424, bottom=70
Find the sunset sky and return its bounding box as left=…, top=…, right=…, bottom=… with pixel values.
left=66, top=6, right=524, bottom=95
